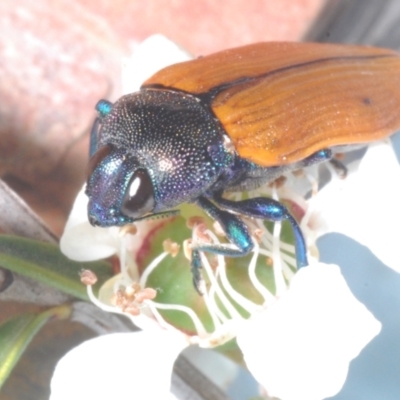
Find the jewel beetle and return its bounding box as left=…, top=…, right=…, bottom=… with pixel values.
left=86, top=42, right=400, bottom=293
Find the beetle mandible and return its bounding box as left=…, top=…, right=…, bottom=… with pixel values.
left=86, top=42, right=400, bottom=293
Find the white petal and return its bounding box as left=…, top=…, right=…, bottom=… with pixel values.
left=60, top=187, right=120, bottom=261
left=313, top=142, right=400, bottom=272
left=237, top=264, right=381, bottom=400
left=62, top=186, right=91, bottom=229
left=122, top=35, right=192, bottom=94
left=50, top=331, right=188, bottom=400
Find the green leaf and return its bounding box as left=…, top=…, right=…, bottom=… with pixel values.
left=0, top=235, right=113, bottom=301
left=0, top=305, right=71, bottom=389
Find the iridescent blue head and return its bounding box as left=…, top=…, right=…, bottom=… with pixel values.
left=86, top=89, right=232, bottom=227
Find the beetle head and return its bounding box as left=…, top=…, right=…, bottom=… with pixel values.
left=86, top=90, right=232, bottom=228
left=86, top=98, right=159, bottom=227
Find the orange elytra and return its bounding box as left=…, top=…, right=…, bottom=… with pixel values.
left=143, top=42, right=400, bottom=166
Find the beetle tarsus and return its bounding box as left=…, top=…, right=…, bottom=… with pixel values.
left=191, top=249, right=205, bottom=295
left=283, top=213, right=308, bottom=268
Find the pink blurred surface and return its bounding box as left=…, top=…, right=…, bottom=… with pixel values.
left=0, top=0, right=324, bottom=236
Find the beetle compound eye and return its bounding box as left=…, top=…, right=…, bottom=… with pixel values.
left=121, top=169, right=155, bottom=218
left=87, top=144, right=113, bottom=180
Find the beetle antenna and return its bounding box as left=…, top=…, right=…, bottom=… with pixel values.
left=89, top=117, right=100, bottom=158
left=134, top=210, right=180, bottom=222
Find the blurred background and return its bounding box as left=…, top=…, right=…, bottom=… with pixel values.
left=0, top=0, right=324, bottom=237
left=1, top=0, right=400, bottom=399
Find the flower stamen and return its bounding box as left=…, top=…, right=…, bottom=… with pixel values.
left=80, top=269, right=98, bottom=286
left=162, top=239, right=180, bottom=257
left=110, top=283, right=157, bottom=316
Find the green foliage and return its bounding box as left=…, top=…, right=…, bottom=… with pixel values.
left=0, top=235, right=113, bottom=301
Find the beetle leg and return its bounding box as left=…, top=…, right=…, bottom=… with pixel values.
left=213, top=195, right=308, bottom=269
left=299, top=148, right=332, bottom=167
left=329, top=157, right=347, bottom=178
left=192, top=196, right=254, bottom=294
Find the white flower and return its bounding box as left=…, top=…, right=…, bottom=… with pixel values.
left=60, top=187, right=121, bottom=261
left=122, top=34, right=191, bottom=95
left=54, top=36, right=386, bottom=400
left=237, top=264, right=381, bottom=400
left=311, top=141, right=400, bottom=273
left=50, top=330, right=186, bottom=400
